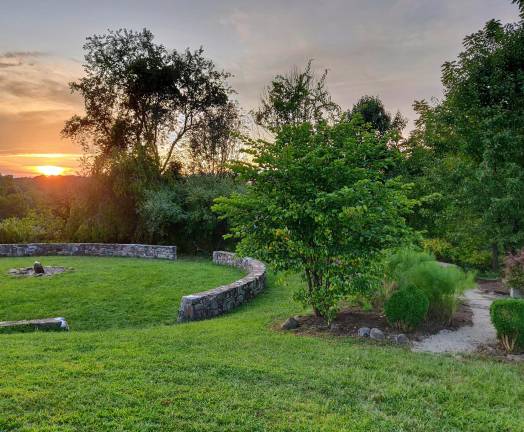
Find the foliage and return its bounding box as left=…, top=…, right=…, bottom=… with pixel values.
left=384, top=247, right=434, bottom=286
left=347, top=95, right=406, bottom=135
left=63, top=28, right=234, bottom=177
left=253, top=60, right=340, bottom=132
left=184, top=102, right=245, bottom=175
left=0, top=211, right=63, bottom=243
left=139, top=175, right=242, bottom=253
left=214, top=119, right=415, bottom=321
left=64, top=158, right=146, bottom=243
left=384, top=288, right=429, bottom=331
left=504, top=249, right=524, bottom=290
left=403, top=7, right=524, bottom=270
left=0, top=174, right=29, bottom=219
left=399, top=261, right=475, bottom=323
left=490, top=299, right=524, bottom=352
left=383, top=248, right=475, bottom=322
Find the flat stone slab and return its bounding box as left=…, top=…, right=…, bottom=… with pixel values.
left=0, top=317, right=69, bottom=333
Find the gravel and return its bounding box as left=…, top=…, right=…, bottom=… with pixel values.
left=412, top=288, right=499, bottom=354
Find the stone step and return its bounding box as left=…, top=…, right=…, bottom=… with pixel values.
left=0, top=317, right=69, bottom=333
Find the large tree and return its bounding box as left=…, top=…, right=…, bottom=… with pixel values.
left=63, top=29, right=234, bottom=177
left=213, top=119, right=415, bottom=321
left=405, top=3, right=524, bottom=269
left=347, top=95, right=406, bottom=135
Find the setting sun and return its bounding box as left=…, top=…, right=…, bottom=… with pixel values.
left=35, top=165, right=66, bottom=176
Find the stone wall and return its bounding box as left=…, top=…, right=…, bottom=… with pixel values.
left=0, top=243, right=177, bottom=260
left=177, top=251, right=266, bottom=322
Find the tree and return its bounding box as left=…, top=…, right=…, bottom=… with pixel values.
left=347, top=95, right=406, bottom=135
left=213, top=119, right=415, bottom=321
left=253, top=60, right=340, bottom=132
left=63, top=28, right=233, bottom=177
left=408, top=9, right=524, bottom=270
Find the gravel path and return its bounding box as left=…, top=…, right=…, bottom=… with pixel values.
left=412, top=288, right=499, bottom=354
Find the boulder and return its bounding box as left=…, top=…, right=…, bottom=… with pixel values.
left=357, top=327, right=371, bottom=338
left=370, top=328, right=385, bottom=340
left=33, top=261, right=45, bottom=274
left=395, top=334, right=409, bottom=345
left=329, top=322, right=341, bottom=332
left=281, top=317, right=299, bottom=330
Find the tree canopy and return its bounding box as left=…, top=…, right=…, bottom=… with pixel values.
left=63, top=28, right=234, bottom=177
left=213, top=119, right=415, bottom=320
left=253, top=60, right=340, bottom=133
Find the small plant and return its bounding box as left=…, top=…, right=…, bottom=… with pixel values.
left=490, top=299, right=524, bottom=353
left=504, top=249, right=524, bottom=298
left=384, top=288, right=429, bottom=331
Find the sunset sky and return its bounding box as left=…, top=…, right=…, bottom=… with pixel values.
left=0, top=0, right=519, bottom=177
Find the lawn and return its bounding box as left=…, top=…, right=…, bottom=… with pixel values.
left=0, top=256, right=244, bottom=330
left=0, top=262, right=523, bottom=431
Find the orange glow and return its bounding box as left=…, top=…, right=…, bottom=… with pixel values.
left=35, top=165, right=66, bottom=176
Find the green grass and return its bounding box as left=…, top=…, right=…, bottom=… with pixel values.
left=0, top=260, right=523, bottom=431
left=0, top=256, right=244, bottom=330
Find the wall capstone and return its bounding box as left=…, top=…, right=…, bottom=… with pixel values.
left=177, top=251, right=266, bottom=322
left=0, top=243, right=177, bottom=260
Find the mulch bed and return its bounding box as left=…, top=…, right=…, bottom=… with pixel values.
left=288, top=301, right=473, bottom=342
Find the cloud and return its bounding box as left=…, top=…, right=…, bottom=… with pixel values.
left=0, top=53, right=83, bottom=175
left=0, top=51, right=47, bottom=68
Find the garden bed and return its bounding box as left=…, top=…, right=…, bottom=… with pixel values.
left=286, top=300, right=473, bottom=342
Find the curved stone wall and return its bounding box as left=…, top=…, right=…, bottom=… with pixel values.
left=0, top=243, right=177, bottom=260
left=177, top=251, right=266, bottom=322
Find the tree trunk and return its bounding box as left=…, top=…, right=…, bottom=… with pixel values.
left=491, top=242, right=499, bottom=272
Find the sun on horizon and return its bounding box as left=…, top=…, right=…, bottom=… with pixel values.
left=35, top=165, right=67, bottom=176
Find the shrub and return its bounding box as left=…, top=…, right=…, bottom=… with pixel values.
left=384, top=248, right=434, bottom=288
left=400, top=261, right=475, bottom=322
left=0, top=211, right=63, bottom=243
left=490, top=299, right=524, bottom=353
left=384, top=248, right=475, bottom=323
left=384, top=288, right=429, bottom=331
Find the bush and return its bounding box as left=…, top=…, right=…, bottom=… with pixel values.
left=384, top=248, right=434, bottom=287
left=400, top=261, right=475, bottom=322
left=490, top=299, right=524, bottom=353
left=0, top=211, right=63, bottom=243
left=384, top=248, right=475, bottom=323
left=384, top=288, right=429, bottom=331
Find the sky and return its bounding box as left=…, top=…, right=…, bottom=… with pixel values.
left=0, top=0, right=520, bottom=177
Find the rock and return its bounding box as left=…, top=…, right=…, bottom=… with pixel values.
left=507, top=354, right=524, bottom=362
left=329, top=322, right=341, bottom=332
left=281, top=317, right=299, bottom=330
left=357, top=327, right=371, bottom=338
left=33, top=261, right=45, bottom=274
left=395, top=334, right=409, bottom=345
left=369, top=328, right=385, bottom=340
left=0, top=317, right=69, bottom=332
left=510, top=287, right=524, bottom=299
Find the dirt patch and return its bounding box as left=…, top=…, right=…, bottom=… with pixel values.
left=288, top=301, right=472, bottom=341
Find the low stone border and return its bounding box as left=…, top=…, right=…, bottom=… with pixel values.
left=177, top=251, right=266, bottom=322
left=0, top=243, right=177, bottom=260
left=0, top=317, right=69, bottom=332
